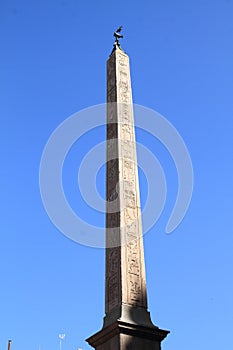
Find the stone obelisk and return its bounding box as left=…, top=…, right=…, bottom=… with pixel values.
left=86, top=28, right=169, bottom=350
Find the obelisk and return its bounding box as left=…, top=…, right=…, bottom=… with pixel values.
left=86, top=28, right=169, bottom=350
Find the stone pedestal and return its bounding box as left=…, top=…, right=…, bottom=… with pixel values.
left=87, top=320, right=169, bottom=350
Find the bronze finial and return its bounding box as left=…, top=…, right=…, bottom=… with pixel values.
left=113, top=26, right=124, bottom=51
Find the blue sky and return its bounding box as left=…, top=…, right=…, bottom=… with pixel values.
left=1, top=0, right=233, bottom=349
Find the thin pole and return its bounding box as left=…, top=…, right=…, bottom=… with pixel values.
left=59, top=334, right=65, bottom=350
left=7, top=340, right=11, bottom=350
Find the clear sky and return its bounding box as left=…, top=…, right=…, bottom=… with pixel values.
left=1, top=0, right=233, bottom=350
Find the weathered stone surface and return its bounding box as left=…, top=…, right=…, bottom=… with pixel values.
left=105, top=46, right=149, bottom=325
left=86, top=46, right=169, bottom=350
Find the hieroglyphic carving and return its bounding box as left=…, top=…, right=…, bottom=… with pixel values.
left=122, top=101, right=130, bottom=112
left=126, top=227, right=143, bottom=305
left=127, top=240, right=140, bottom=273
left=106, top=49, right=147, bottom=316
left=118, top=53, right=127, bottom=67
left=124, top=189, right=136, bottom=208
left=106, top=215, right=120, bottom=309
left=107, top=56, right=116, bottom=93
left=119, top=103, right=143, bottom=305
left=121, top=140, right=135, bottom=161
left=121, top=103, right=130, bottom=123
left=123, top=159, right=134, bottom=172
left=108, top=275, right=118, bottom=302
left=108, top=249, right=119, bottom=274
left=125, top=207, right=136, bottom=224
left=121, top=92, right=130, bottom=103
left=119, top=72, right=128, bottom=98
left=117, top=53, right=131, bottom=105
left=126, top=221, right=138, bottom=239
left=129, top=276, right=141, bottom=303
left=106, top=159, right=118, bottom=201
left=107, top=271, right=119, bottom=310
left=122, top=163, right=136, bottom=230
left=120, top=70, right=128, bottom=83
left=120, top=123, right=132, bottom=141
left=123, top=159, right=135, bottom=185
left=107, top=54, right=117, bottom=129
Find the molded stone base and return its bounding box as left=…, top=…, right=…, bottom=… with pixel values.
left=86, top=320, right=169, bottom=350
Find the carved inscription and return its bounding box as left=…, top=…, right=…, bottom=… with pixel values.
left=118, top=53, right=127, bottom=67
left=121, top=92, right=130, bottom=103
left=123, top=159, right=135, bottom=184
left=127, top=236, right=142, bottom=305
left=106, top=245, right=120, bottom=310
left=121, top=103, right=130, bottom=123
left=129, top=277, right=141, bottom=303
left=124, top=189, right=136, bottom=208
left=106, top=159, right=119, bottom=202
left=121, top=123, right=132, bottom=141
left=107, top=56, right=116, bottom=93
left=108, top=273, right=118, bottom=309
left=119, top=104, right=133, bottom=129
left=126, top=222, right=138, bottom=239
left=106, top=49, right=147, bottom=315
left=109, top=248, right=119, bottom=274
left=117, top=53, right=130, bottom=104
left=121, top=140, right=134, bottom=160
left=119, top=72, right=128, bottom=98
left=125, top=207, right=136, bottom=224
